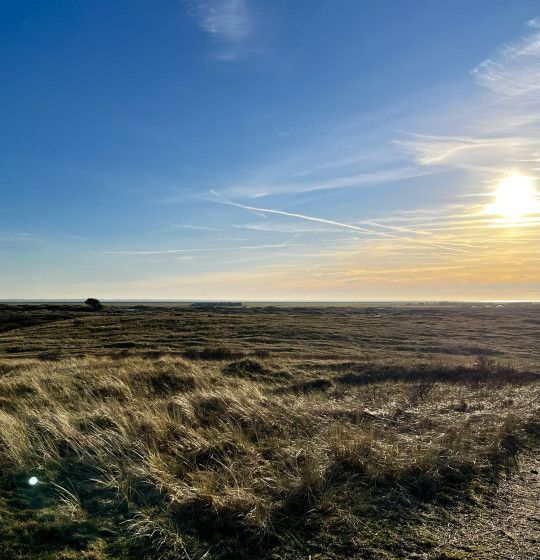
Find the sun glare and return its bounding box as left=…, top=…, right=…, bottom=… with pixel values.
left=488, top=175, right=538, bottom=219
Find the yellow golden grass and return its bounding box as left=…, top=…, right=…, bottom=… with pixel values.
left=1, top=347, right=538, bottom=559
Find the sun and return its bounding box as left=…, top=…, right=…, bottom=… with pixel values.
left=487, top=175, right=538, bottom=219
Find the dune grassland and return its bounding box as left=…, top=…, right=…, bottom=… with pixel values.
left=0, top=303, right=539, bottom=559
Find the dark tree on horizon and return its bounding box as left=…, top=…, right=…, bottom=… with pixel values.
left=84, top=298, right=103, bottom=310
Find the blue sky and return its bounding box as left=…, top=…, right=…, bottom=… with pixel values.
left=1, top=1, right=539, bottom=300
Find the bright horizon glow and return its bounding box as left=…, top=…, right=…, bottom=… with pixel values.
left=1, top=3, right=540, bottom=301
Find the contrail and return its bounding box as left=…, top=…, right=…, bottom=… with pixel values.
left=98, top=242, right=294, bottom=255
left=359, top=220, right=484, bottom=249
left=211, top=190, right=475, bottom=253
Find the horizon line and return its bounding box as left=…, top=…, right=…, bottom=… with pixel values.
left=1, top=299, right=538, bottom=304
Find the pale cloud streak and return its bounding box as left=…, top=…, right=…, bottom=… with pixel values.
left=233, top=222, right=339, bottom=234
left=219, top=166, right=432, bottom=198
left=186, top=0, right=253, bottom=61
left=395, top=134, right=537, bottom=170
left=473, top=18, right=540, bottom=97
left=98, top=242, right=294, bottom=256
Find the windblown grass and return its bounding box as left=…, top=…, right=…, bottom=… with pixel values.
left=0, top=351, right=538, bottom=559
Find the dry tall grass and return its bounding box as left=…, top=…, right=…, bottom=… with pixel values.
left=0, top=353, right=538, bottom=559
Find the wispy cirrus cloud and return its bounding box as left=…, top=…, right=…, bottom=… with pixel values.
left=219, top=165, right=432, bottom=199
left=395, top=134, right=539, bottom=174
left=186, top=0, right=253, bottom=61
left=473, top=18, right=540, bottom=97
left=400, top=18, right=540, bottom=181
left=98, top=242, right=294, bottom=256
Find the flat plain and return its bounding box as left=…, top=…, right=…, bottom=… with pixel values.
left=0, top=303, right=538, bottom=559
